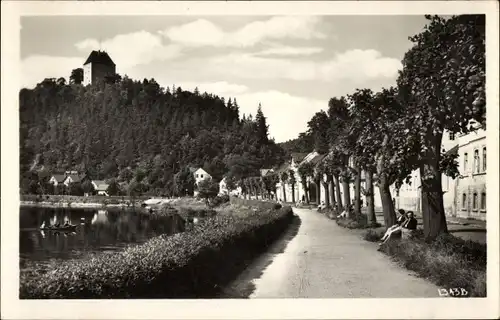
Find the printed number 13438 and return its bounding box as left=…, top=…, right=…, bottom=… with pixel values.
left=438, top=288, right=469, bottom=297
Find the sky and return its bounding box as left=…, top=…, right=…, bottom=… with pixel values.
left=21, top=15, right=429, bottom=142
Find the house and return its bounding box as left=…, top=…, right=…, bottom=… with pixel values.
left=49, top=174, right=66, bottom=186
left=83, top=50, right=116, bottom=86
left=387, top=123, right=486, bottom=221
left=218, top=177, right=230, bottom=196
left=92, top=180, right=110, bottom=196
left=219, top=177, right=241, bottom=196
left=189, top=167, right=212, bottom=197
left=191, top=167, right=212, bottom=184
left=63, top=171, right=88, bottom=187
left=260, top=169, right=274, bottom=177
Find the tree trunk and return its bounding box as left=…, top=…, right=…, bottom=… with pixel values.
left=333, top=174, right=343, bottom=211
left=341, top=172, right=351, bottom=213
left=315, top=179, right=321, bottom=204
left=302, top=180, right=309, bottom=203
left=379, top=176, right=396, bottom=230
left=354, top=165, right=361, bottom=216
left=291, top=184, right=296, bottom=203
left=323, top=181, right=330, bottom=207
left=328, top=176, right=336, bottom=209
left=377, top=133, right=396, bottom=230
left=365, top=169, right=377, bottom=226
left=282, top=182, right=287, bottom=203
left=420, top=133, right=448, bottom=240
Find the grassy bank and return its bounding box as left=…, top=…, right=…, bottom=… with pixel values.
left=335, top=214, right=382, bottom=229
left=20, top=202, right=294, bottom=299
left=363, top=229, right=486, bottom=297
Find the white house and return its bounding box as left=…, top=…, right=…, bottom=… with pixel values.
left=92, top=180, right=110, bottom=196
left=189, top=167, right=212, bottom=197
left=219, top=177, right=242, bottom=196
left=49, top=174, right=66, bottom=186
left=219, top=177, right=229, bottom=195
left=63, top=171, right=87, bottom=187
left=388, top=123, right=487, bottom=220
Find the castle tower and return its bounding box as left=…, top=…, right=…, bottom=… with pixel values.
left=82, top=50, right=116, bottom=86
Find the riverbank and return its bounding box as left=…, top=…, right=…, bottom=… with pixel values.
left=20, top=194, right=156, bottom=209
left=20, top=199, right=295, bottom=299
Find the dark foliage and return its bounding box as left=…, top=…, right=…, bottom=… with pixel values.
left=20, top=76, right=286, bottom=196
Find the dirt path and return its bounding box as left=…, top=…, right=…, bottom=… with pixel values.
left=224, top=208, right=439, bottom=298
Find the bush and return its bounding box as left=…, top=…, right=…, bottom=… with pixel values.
left=378, top=233, right=486, bottom=297
left=210, top=194, right=230, bottom=207
left=20, top=206, right=295, bottom=299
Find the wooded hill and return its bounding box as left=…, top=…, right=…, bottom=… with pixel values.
left=19, top=76, right=286, bottom=196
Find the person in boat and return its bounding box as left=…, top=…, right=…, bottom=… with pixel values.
left=63, top=221, right=71, bottom=228
left=379, top=209, right=408, bottom=245
left=53, top=222, right=61, bottom=228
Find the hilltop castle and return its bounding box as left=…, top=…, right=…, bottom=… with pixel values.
left=83, top=50, right=116, bottom=86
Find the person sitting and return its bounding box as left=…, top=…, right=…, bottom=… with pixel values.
left=402, top=211, right=417, bottom=230
left=317, top=201, right=326, bottom=211
left=379, top=209, right=407, bottom=245
left=337, top=206, right=349, bottom=219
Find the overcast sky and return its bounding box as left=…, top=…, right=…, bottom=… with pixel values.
left=21, top=15, right=429, bottom=142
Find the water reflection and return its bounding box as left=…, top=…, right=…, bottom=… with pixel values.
left=19, top=207, right=186, bottom=267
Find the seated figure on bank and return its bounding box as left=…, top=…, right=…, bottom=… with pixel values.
left=379, top=209, right=407, bottom=245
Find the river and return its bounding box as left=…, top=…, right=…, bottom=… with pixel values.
left=19, top=206, right=186, bottom=269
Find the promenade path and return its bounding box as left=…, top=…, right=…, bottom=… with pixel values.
left=224, top=207, right=439, bottom=298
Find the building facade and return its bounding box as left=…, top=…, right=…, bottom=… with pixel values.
left=391, top=126, right=486, bottom=220
left=83, top=50, right=116, bottom=86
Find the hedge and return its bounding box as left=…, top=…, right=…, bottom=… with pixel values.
left=20, top=205, right=294, bottom=299
left=229, top=196, right=281, bottom=210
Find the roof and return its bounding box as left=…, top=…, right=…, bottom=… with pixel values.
left=444, top=144, right=459, bottom=156
left=92, top=180, right=110, bottom=191
left=83, top=50, right=116, bottom=66
left=309, top=153, right=326, bottom=166
left=275, top=162, right=291, bottom=173
left=291, top=153, right=308, bottom=163
left=51, top=174, right=66, bottom=183
left=260, top=169, right=273, bottom=177
left=188, top=167, right=198, bottom=173
left=66, top=174, right=85, bottom=183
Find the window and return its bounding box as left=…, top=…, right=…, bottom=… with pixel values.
left=201, top=174, right=204, bottom=179
left=474, top=150, right=480, bottom=173
left=481, top=192, right=486, bottom=210
left=482, top=147, right=486, bottom=171
left=473, top=193, right=478, bottom=210
left=449, top=132, right=455, bottom=140
left=462, top=193, right=467, bottom=209
left=463, top=153, right=468, bottom=172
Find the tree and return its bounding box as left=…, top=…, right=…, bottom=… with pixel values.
left=396, top=15, right=485, bottom=240
left=288, top=169, right=297, bottom=203
left=69, top=68, right=83, bottom=84
left=307, top=111, right=330, bottom=154
left=280, top=171, right=289, bottom=202
left=197, top=178, right=219, bottom=207
left=81, top=180, right=95, bottom=195
left=298, top=162, right=314, bottom=204
left=255, top=103, right=269, bottom=144
left=173, top=167, right=196, bottom=196
left=107, top=179, right=121, bottom=196
left=326, top=96, right=352, bottom=211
